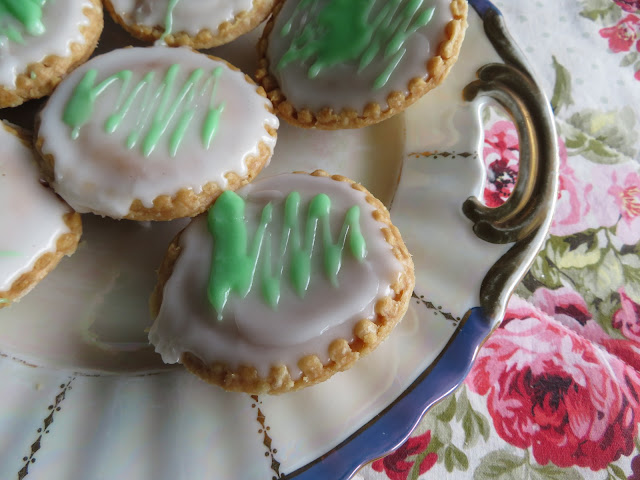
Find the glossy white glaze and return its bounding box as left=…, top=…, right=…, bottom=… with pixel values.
left=0, top=29, right=405, bottom=375
left=0, top=123, right=74, bottom=293
left=38, top=46, right=278, bottom=218
left=0, top=8, right=550, bottom=480
left=266, top=0, right=454, bottom=112
left=150, top=173, right=402, bottom=376
left=0, top=0, right=97, bottom=88
left=109, top=0, right=255, bottom=36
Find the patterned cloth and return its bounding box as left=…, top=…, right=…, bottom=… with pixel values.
left=358, top=1, right=640, bottom=479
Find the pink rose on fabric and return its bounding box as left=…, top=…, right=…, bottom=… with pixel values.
left=614, top=0, right=640, bottom=13
left=599, top=14, right=640, bottom=53
left=533, top=286, right=591, bottom=325
left=608, top=170, right=640, bottom=244
left=602, top=338, right=640, bottom=373
left=550, top=140, right=597, bottom=236
left=584, top=162, right=640, bottom=237
left=613, top=287, right=640, bottom=343
left=466, top=296, right=640, bottom=470
left=482, top=120, right=519, bottom=207
left=531, top=286, right=640, bottom=370
left=372, top=430, right=437, bottom=480
left=531, top=287, right=611, bottom=342
left=481, top=129, right=603, bottom=236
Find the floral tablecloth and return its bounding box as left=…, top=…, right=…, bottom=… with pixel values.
left=358, top=1, right=640, bottom=479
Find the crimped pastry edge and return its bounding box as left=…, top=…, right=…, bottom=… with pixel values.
left=0, top=122, right=82, bottom=308
left=104, top=0, right=277, bottom=49
left=34, top=50, right=278, bottom=221
left=255, top=0, right=468, bottom=129
left=150, top=170, right=415, bottom=394
left=0, top=0, right=104, bottom=108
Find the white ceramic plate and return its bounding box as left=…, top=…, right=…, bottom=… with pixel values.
left=0, top=2, right=557, bottom=479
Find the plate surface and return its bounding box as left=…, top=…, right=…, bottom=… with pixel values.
left=0, top=2, right=557, bottom=479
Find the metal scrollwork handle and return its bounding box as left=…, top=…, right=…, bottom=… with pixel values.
left=461, top=9, right=559, bottom=322
left=462, top=60, right=557, bottom=244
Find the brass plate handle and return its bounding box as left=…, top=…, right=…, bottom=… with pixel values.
left=463, top=9, right=559, bottom=322
left=462, top=62, right=556, bottom=244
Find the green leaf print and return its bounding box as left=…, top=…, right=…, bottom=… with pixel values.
left=622, top=256, right=640, bottom=303
left=423, top=406, right=453, bottom=446
left=433, top=415, right=452, bottom=445
left=516, top=272, right=543, bottom=297
left=572, top=249, right=624, bottom=302
left=474, top=450, right=527, bottom=480
left=475, top=450, right=585, bottom=480
left=430, top=393, right=456, bottom=423
left=453, top=388, right=468, bottom=422
left=564, top=230, right=598, bottom=252
left=525, top=255, right=563, bottom=291
left=422, top=387, right=491, bottom=474
left=551, top=56, right=573, bottom=114
left=545, top=234, right=602, bottom=270
left=456, top=387, right=491, bottom=448
left=609, top=464, right=628, bottom=480
left=437, top=395, right=457, bottom=423
left=558, top=107, right=639, bottom=164
left=523, top=227, right=640, bottom=337
left=620, top=52, right=639, bottom=68
left=529, top=464, right=584, bottom=480
left=553, top=244, right=628, bottom=338
left=444, top=444, right=469, bottom=472
left=579, top=0, right=622, bottom=24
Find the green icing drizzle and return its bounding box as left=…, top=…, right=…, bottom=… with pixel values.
left=159, top=0, right=181, bottom=43
left=206, top=190, right=367, bottom=318
left=62, top=64, right=225, bottom=157
left=277, top=0, right=435, bottom=90
left=0, top=0, right=46, bottom=44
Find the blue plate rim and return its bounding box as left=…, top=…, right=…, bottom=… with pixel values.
left=283, top=1, right=559, bottom=478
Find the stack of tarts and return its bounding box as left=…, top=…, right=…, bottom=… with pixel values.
left=0, top=0, right=469, bottom=394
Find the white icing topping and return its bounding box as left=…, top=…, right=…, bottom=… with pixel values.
left=149, top=174, right=402, bottom=377
left=108, top=0, right=256, bottom=37
left=38, top=46, right=279, bottom=219
left=0, top=0, right=97, bottom=89
left=266, top=0, right=455, bottom=112
left=0, top=123, right=74, bottom=293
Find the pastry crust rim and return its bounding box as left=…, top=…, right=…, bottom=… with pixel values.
left=150, top=170, right=416, bottom=394
left=0, top=0, right=104, bottom=108
left=34, top=50, right=278, bottom=222
left=255, top=0, right=468, bottom=130
left=103, top=0, right=278, bottom=49
left=0, top=122, right=82, bottom=308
